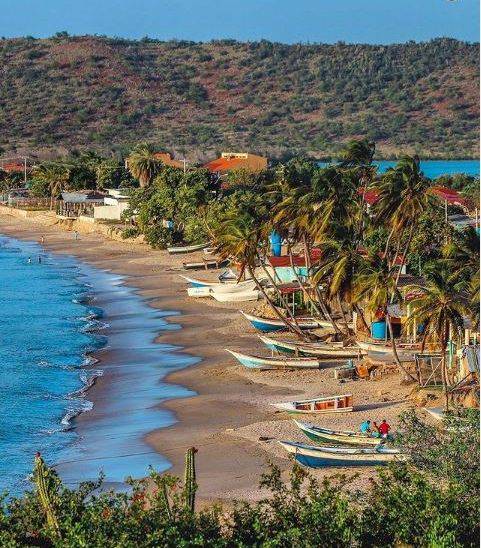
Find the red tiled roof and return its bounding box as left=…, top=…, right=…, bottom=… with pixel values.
left=277, top=282, right=302, bottom=295
left=358, top=188, right=380, bottom=206
left=203, top=157, right=247, bottom=172
left=430, top=185, right=468, bottom=207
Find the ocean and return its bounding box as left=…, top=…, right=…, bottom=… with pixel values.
left=0, top=236, right=195, bottom=496
left=319, top=159, right=480, bottom=178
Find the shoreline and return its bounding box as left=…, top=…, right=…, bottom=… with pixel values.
left=0, top=212, right=415, bottom=503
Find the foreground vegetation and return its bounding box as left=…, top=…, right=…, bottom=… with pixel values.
left=0, top=36, right=478, bottom=158
left=1, top=411, right=478, bottom=546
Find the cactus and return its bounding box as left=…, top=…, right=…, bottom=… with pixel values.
left=33, top=452, right=61, bottom=539
left=183, top=447, right=197, bottom=512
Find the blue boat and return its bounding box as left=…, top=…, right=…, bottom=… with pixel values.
left=240, top=311, right=320, bottom=333
left=278, top=440, right=404, bottom=468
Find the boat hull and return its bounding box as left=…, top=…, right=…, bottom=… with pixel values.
left=226, top=349, right=321, bottom=370
left=168, top=242, right=210, bottom=254
left=356, top=340, right=420, bottom=360
left=259, top=335, right=361, bottom=358
left=213, top=290, right=261, bottom=302
left=278, top=441, right=402, bottom=467
left=273, top=395, right=353, bottom=414
left=294, top=420, right=383, bottom=446
left=241, top=311, right=319, bottom=333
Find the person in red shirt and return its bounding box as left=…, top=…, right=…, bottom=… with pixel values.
left=378, top=419, right=391, bottom=438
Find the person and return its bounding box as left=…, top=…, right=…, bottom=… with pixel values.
left=74, top=231, right=79, bottom=240
left=371, top=421, right=381, bottom=438
left=27, top=257, right=32, bottom=264
left=359, top=419, right=371, bottom=434
left=40, top=235, right=45, bottom=244
left=378, top=419, right=391, bottom=439
left=38, top=256, right=42, bottom=264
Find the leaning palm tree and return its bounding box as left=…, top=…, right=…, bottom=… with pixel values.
left=213, top=211, right=307, bottom=339
left=374, top=156, right=433, bottom=272
left=406, top=266, right=469, bottom=410
left=126, top=144, right=163, bottom=188
left=353, top=252, right=417, bottom=381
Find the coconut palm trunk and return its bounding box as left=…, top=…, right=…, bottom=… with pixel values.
left=257, top=259, right=310, bottom=340
left=386, top=314, right=417, bottom=382
left=246, top=264, right=306, bottom=339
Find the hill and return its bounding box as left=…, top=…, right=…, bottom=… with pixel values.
left=0, top=36, right=478, bottom=160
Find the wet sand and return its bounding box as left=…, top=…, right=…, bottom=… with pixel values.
left=0, top=213, right=415, bottom=503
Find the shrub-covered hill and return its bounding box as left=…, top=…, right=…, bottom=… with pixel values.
left=0, top=35, right=478, bottom=160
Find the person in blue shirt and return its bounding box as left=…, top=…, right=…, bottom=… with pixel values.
left=360, top=420, right=371, bottom=434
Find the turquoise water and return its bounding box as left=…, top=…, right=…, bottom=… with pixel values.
left=320, top=159, right=479, bottom=178
left=0, top=236, right=195, bottom=496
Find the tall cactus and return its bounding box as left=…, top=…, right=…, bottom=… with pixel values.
left=183, top=447, right=197, bottom=512
left=33, top=452, right=61, bottom=539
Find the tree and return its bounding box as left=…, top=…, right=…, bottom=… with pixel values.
left=353, top=252, right=416, bottom=381
left=126, top=144, right=163, bottom=188
left=374, top=155, right=433, bottom=273
left=406, top=266, right=470, bottom=409
left=32, top=162, right=71, bottom=208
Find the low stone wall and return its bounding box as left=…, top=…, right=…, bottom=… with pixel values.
left=0, top=205, right=145, bottom=244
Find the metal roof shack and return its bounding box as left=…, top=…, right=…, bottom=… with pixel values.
left=61, top=191, right=106, bottom=204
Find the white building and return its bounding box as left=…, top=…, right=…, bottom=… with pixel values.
left=93, top=189, right=130, bottom=221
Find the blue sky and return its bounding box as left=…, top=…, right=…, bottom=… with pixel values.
left=0, top=0, right=478, bottom=44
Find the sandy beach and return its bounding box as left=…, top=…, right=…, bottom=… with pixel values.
left=0, top=212, right=416, bottom=504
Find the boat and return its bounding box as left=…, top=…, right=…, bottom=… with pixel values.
left=181, top=275, right=256, bottom=292
left=278, top=440, right=404, bottom=467
left=424, top=407, right=444, bottom=421
left=240, top=311, right=320, bottom=333
left=168, top=242, right=210, bottom=254
left=259, top=335, right=361, bottom=359
left=187, top=286, right=212, bottom=297
left=213, top=290, right=262, bottom=303
left=292, top=420, right=389, bottom=446
left=272, top=395, right=353, bottom=415
left=356, top=340, right=421, bottom=359
left=182, top=258, right=230, bottom=270
left=316, top=319, right=354, bottom=330
left=225, top=349, right=321, bottom=370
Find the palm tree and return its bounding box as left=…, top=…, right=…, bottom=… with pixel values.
left=374, top=156, right=433, bottom=274
left=353, top=252, right=417, bottom=381
left=33, top=162, right=71, bottom=209
left=313, top=228, right=370, bottom=334
left=213, top=212, right=307, bottom=339
left=406, top=266, right=469, bottom=410
left=443, top=227, right=480, bottom=289
left=126, top=144, right=163, bottom=188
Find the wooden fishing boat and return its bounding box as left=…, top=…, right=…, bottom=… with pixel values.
left=187, top=286, right=211, bottom=297
left=272, top=395, right=353, bottom=414
left=182, top=258, right=230, bottom=270
left=213, top=290, right=262, bottom=303
left=292, top=420, right=389, bottom=446
left=278, top=440, right=404, bottom=467
left=316, top=319, right=354, bottom=330
left=168, top=242, right=210, bottom=254
left=240, top=311, right=320, bottom=333
left=259, top=335, right=361, bottom=358
left=181, top=275, right=256, bottom=292
left=356, top=340, right=420, bottom=360
left=225, top=349, right=321, bottom=370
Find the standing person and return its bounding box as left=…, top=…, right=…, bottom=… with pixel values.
left=378, top=419, right=391, bottom=439
left=38, top=256, right=42, bottom=264
left=73, top=231, right=79, bottom=241
left=40, top=235, right=45, bottom=244
left=27, top=257, right=32, bottom=264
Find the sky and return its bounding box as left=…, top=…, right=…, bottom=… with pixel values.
left=0, top=0, right=478, bottom=44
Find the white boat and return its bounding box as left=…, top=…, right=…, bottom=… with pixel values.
left=168, top=242, right=210, bottom=254
left=272, top=395, right=353, bottom=414
left=278, top=440, right=405, bottom=467
left=226, top=349, right=321, bottom=370
left=259, top=335, right=361, bottom=359
left=187, top=286, right=212, bottom=297
left=292, top=420, right=389, bottom=446
left=356, top=340, right=420, bottom=360
left=179, top=275, right=257, bottom=294
left=212, top=289, right=262, bottom=303
left=424, top=407, right=444, bottom=421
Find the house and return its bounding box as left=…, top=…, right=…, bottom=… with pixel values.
left=93, top=189, right=130, bottom=221
left=203, top=152, right=268, bottom=174
left=266, top=253, right=321, bottom=283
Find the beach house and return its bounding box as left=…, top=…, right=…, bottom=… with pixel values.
left=203, top=152, right=268, bottom=174
left=93, top=189, right=130, bottom=221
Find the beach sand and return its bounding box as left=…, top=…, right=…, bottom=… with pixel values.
left=0, top=213, right=416, bottom=504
